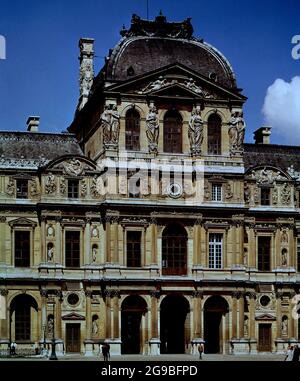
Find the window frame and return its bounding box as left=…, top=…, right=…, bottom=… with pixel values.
left=260, top=187, right=271, bottom=206
left=163, top=110, right=183, bottom=154
left=126, top=230, right=142, bottom=268
left=14, top=230, right=31, bottom=268
left=207, top=114, right=222, bottom=155
left=16, top=179, right=29, bottom=199
left=257, top=236, right=271, bottom=271
left=125, top=109, right=141, bottom=151
left=67, top=179, right=79, bottom=199
left=208, top=233, right=223, bottom=269
left=212, top=184, right=223, bottom=202
left=65, top=230, right=81, bottom=268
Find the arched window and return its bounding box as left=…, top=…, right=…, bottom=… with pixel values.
left=125, top=109, right=140, bottom=151
left=164, top=110, right=182, bottom=153
left=207, top=114, right=222, bottom=155
left=162, top=224, right=187, bottom=275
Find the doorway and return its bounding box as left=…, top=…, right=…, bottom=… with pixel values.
left=204, top=296, right=229, bottom=354
left=258, top=324, right=272, bottom=352
left=160, top=295, right=189, bottom=354
left=66, top=323, right=81, bottom=353
left=121, top=296, right=147, bottom=354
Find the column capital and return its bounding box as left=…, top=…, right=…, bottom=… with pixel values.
left=0, top=288, right=8, bottom=296
left=232, top=291, right=244, bottom=299
left=40, top=288, right=48, bottom=298
left=103, top=289, right=120, bottom=298
left=246, top=291, right=256, bottom=300
left=192, top=290, right=203, bottom=299
left=150, top=290, right=160, bottom=299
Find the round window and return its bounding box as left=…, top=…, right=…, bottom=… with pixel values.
left=67, top=293, right=79, bottom=306
left=167, top=183, right=183, bottom=198
left=260, top=295, right=271, bottom=307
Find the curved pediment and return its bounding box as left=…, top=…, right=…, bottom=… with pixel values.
left=255, top=313, right=276, bottom=321
left=45, top=155, right=97, bottom=176
left=245, top=166, right=291, bottom=185
left=62, top=312, right=85, bottom=321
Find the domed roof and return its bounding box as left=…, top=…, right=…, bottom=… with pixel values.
left=104, top=13, right=237, bottom=89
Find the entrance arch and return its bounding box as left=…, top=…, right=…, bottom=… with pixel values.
left=121, top=295, right=147, bottom=354
left=204, top=295, right=229, bottom=354
left=10, top=294, right=39, bottom=343
left=160, top=295, right=190, bottom=354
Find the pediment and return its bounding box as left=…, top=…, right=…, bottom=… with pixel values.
left=105, top=63, right=246, bottom=101
left=9, top=217, right=37, bottom=228
left=62, top=312, right=85, bottom=321
left=246, top=166, right=290, bottom=185
left=255, top=313, right=276, bottom=321
left=46, top=156, right=97, bottom=176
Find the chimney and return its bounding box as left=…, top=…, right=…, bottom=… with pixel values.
left=253, top=126, right=271, bottom=144
left=26, top=116, right=40, bottom=132
left=78, top=38, right=94, bottom=111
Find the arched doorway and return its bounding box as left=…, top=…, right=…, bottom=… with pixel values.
left=160, top=295, right=190, bottom=354
left=162, top=224, right=187, bottom=276
left=204, top=295, right=229, bottom=354
left=121, top=295, right=147, bottom=354
left=10, top=294, right=39, bottom=343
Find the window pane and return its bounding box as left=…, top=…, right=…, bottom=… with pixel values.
left=209, top=233, right=223, bottom=269
left=261, top=188, right=270, bottom=206
left=125, top=110, right=140, bottom=151
left=15, top=231, right=30, bottom=267
left=258, top=237, right=271, bottom=271
left=212, top=184, right=222, bottom=201
left=162, top=224, right=187, bottom=275
left=66, top=231, right=80, bottom=267
left=68, top=180, right=79, bottom=198
left=127, top=231, right=141, bottom=267
left=16, top=180, right=28, bottom=199
left=163, top=110, right=182, bottom=153
left=207, top=114, right=221, bottom=155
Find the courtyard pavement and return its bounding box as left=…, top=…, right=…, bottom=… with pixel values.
left=0, top=353, right=286, bottom=361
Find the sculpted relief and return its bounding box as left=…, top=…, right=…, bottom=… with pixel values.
left=100, top=104, right=120, bottom=149
left=146, top=105, right=159, bottom=153
left=228, top=111, right=245, bottom=155
left=188, top=107, right=203, bottom=156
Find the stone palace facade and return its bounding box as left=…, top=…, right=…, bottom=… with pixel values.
left=1, top=13, right=300, bottom=356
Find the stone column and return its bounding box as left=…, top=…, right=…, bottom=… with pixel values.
left=112, top=222, right=119, bottom=263
left=0, top=289, right=9, bottom=349
left=149, top=291, right=160, bottom=355
left=239, top=293, right=245, bottom=338
left=150, top=217, right=157, bottom=265
left=193, top=219, right=202, bottom=265
left=84, top=218, right=91, bottom=265
left=55, top=217, right=62, bottom=264
left=41, top=216, right=46, bottom=263
left=106, top=290, right=121, bottom=355
left=105, top=211, right=119, bottom=263
left=231, top=292, right=238, bottom=339
left=84, top=290, right=93, bottom=356
left=191, top=291, right=204, bottom=355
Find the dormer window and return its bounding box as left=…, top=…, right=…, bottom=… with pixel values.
left=261, top=188, right=270, bottom=206
left=68, top=179, right=79, bottom=199
left=16, top=179, right=28, bottom=199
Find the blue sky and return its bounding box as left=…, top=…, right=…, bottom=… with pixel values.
left=0, top=0, right=299, bottom=144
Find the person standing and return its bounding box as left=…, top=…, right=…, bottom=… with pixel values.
left=285, top=345, right=294, bottom=361
left=198, top=343, right=204, bottom=360
left=292, top=345, right=300, bottom=361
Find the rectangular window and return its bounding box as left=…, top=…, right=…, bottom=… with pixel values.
left=209, top=233, right=223, bottom=269
left=15, top=231, right=30, bottom=267
left=261, top=188, right=270, bottom=206
left=16, top=179, right=28, bottom=199
left=65, top=231, right=80, bottom=268
left=212, top=184, right=222, bottom=202
left=68, top=180, right=79, bottom=199
left=127, top=231, right=142, bottom=267
left=297, top=238, right=300, bottom=272
left=258, top=236, right=271, bottom=271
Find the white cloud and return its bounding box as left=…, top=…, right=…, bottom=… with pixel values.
left=262, top=76, right=300, bottom=144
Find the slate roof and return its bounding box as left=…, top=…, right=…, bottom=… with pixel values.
left=244, top=143, right=300, bottom=173
left=0, top=131, right=83, bottom=170
left=92, top=14, right=237, bottom=92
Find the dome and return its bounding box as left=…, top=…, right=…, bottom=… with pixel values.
left=104, top=13, right=237, bottom=89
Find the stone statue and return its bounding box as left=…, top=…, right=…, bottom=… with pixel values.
left=188, top=108, right=203, bottom=156
left=281, top=249, right=287, bottom=266
left=45, top=173, right=56, bottom=194
left=281, top=318, right=288, bottom=336
left=146, top=106, right=159, bottom=152
left=142, top=76, right=168, bottom=92
left=110, top=105, right=120, bottom=145
left=81, top=179, right=87, bottom=197
left=185, top=78, right=204, bottom=95
left=47, top=245, right=54, bottom=262
left=100, top=105, right=112, bottom=145
left=228, top=111, right=245, bottom=154
left=6, top=178, right=15, bottom=196
left=47, top=317, right=54, bottom=336
left=244, top=318, right=249, bottom=337
left=281, top=183, right=291, bottom=205
left=92, top=319, right=98, bottom=335
left=244, top=182, right=251, bottom=204
left=100, top=105, right=120, bottom=148
left=92, top=246, right=97, bottom=262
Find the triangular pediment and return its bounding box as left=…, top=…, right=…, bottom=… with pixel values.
left=255, top=313, right=276, bottom=321
left=105, top=63, right=246, bottom=101
left=62, top=312, right=85, bottom=321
